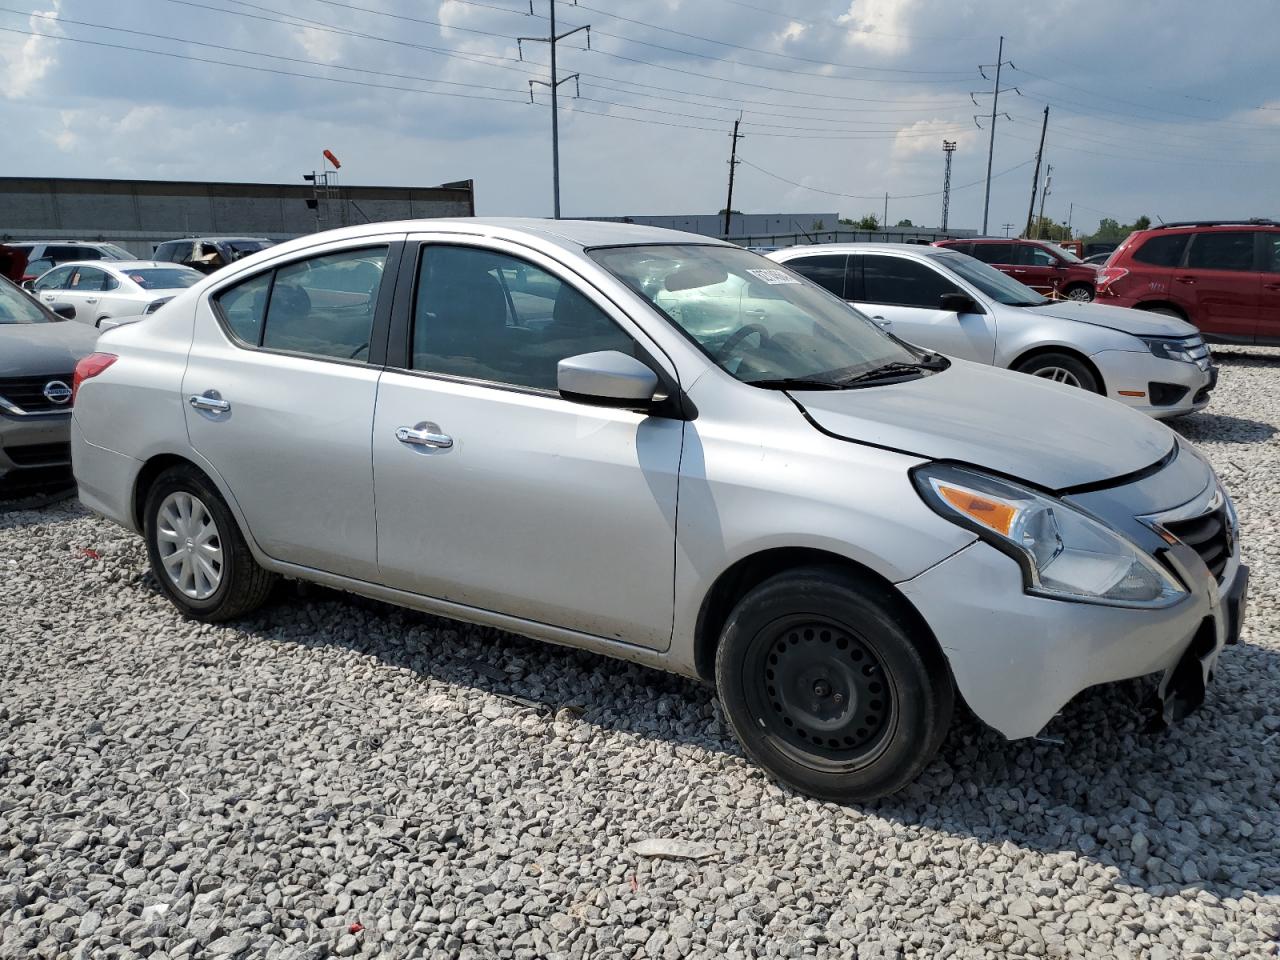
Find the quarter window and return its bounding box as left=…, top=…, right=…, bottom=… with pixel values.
left=1265, top=234, right=1280, bottom=273
left=859, top=254, right=962, bottom=309
left=214, top=272, right=272, bottom=344
left=1186, top=231, right=1256, bottom=272
left=786, top=255, right=848, bottom=298
left=1132, top=234, right=1188, bottom=267
left=412, top=245, right=634, bottom=391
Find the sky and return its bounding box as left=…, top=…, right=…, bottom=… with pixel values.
left=1, top=0, right=1278, bottom=235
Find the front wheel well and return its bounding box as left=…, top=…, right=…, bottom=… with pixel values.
left=132, top=454, right=211, bottom=530
left=1010, top=345, right=1106, bottom=395
left=692, top=547, right=942, bottom=685
left=1134, top=301, right=1188, bottom=322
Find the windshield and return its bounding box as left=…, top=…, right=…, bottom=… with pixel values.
left=590, top=244, right=921, bottom=385
left=123, top=267, right=202, bottom=290
left=101, top=244, right=134, bottom=260
left=1053, top=245, right=1084, bottom=263
left=226, top=240, right=271, bottom=255
left=926, top=251, right=1048, bottom=306
left=0, top=276, right=57, bottom=324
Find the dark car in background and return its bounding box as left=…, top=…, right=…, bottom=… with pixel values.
left=1095, top=219, right=1280, bottom=345
left=0, top=274, right=100, bottom=497
left=933, top=237, right=1100, bottom=301
left=153, top=236, right=275, bottom=275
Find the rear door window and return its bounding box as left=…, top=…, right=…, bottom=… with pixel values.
left=1131, top=234, right=1189, bottom=267
left=859, top=254, right=962, bottom=308
left=1265, top=233, right=1280, bottom=274
left=72, top=266, right=110, bottom=291
left=1021, top=245, right=1059, bottom=266
left=1186, top=231, right=1257, bottom=271
left=969, top=243, right=1015, bottom=265
left=45, top=245, right=96, bottom=262
left=785, top=254, right=848, bottom=298
left=260, top=247, right=387, bottom=361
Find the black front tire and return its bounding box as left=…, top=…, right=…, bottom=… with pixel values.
left=1014, top=351, right=1101, bottom=393
left=1063, top=283, right=1094, bottom=302
left=715, top=567, right=953, bottom=803
left=143, top=465, right=276, bottom=622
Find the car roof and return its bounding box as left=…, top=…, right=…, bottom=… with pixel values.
left=771, top=242, right=944, bottom=258
left=165, top=236, right=273, bottom=243
left=249, top=218, right=727, bottom=261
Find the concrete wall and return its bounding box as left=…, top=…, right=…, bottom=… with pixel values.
left=586, top=212, right=976, bottom=246
left=0, top=177, right=475, bottom=257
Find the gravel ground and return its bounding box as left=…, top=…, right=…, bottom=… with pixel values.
left=2, top=351, right=1278, bottom=960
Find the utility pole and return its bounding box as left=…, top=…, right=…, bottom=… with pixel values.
left=941, top=140, right=956, bottom=231
left=519, top=1, right=590, bottom=219
left=979, top=35, right=1011, bottom=235
left=1067, top=201, right=1074, bottom=237
left=883, top=192, right=889, bottom=229
left=1024, top=105, right=1048, bottom=238
left=1002, top=223, right=1015, bottom=237
left=1036, top=163, right=1053, bottom=238
left=723, top=116, right=743, bottom=237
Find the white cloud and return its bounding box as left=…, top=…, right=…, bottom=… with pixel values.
left=0, top=1, right=64, bottom=100
left=837, top=0, right=916, bottom=55
left=893, top=119, right=977, bottom=158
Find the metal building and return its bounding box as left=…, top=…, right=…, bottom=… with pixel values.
left=0, top=176, right=476, bottom=257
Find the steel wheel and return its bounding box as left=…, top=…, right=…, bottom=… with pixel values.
left=744, top=616, right=895, bottom=769
left=1031, top=366, right=1083, bottom=387
left=155, top=491, right=223, bottom=600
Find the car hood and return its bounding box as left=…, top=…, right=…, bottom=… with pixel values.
left=795, top=359, right=1175, bottom=491
left=0, top=321, right=100, bottom=377
left=1022, top=301, right=1199, bottom=338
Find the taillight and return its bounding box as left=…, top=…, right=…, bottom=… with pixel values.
left=72, top=353, right=117, bottom=403
left=1095, top=267, right=1129, bottom=294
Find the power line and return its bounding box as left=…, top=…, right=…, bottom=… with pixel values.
left=738, top=156, right=1035, bottom=202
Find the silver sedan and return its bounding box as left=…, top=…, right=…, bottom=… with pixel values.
left=30, top=260, right=203, bottom=328
left=769, top=243, right=1214, bottom=419
left=71, top=219, right=1247, bottom=801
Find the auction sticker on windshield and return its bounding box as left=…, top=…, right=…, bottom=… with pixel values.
left=746, top=268, right=800, bottom=285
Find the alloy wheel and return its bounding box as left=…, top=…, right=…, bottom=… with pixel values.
left=1032, top=366, right=1083, bottom=387
left=155, top=491, right=224, bottom=600
left=1066, top=287, right=1093, bottom=301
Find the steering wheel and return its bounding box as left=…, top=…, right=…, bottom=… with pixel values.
left=717, top=323, right=770, bottom=360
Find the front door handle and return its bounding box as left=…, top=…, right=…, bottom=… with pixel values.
left=396, top=425, right=453, bottom=449
left=1174, top=275, right=1197, bottom=285
left=1264, top=282, right=1280, bottom=290
left=871, top=315, right=891, bottom=328
left=189, top=392, right=230, bottom=413
left=85, top=298, right=98, bottom=304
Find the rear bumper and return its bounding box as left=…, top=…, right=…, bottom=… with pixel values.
left=70, top=417, right=142, bottom=530
left=0, top=410, right=73, bottom=491
left=899, top=538, right=1242, bottom=739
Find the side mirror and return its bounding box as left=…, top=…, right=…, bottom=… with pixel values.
left=558, top=350, right=659, bottom=410
left=50, top=301, right=77, bottom=320
left=939, top=292, right=977, bottom=314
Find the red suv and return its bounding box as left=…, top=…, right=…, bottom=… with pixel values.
left=932, top=237, right=1100, bottom=301
left=1095, top=219, right=1280, bottom=345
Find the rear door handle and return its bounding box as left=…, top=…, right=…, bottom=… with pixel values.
left=871, top=315, right=891, bottom=328
left=85, top=298, right=98, bottom=304
left=396, top=425, right=453, bottom=449
left=189, top=392, right=230, bottom=413
left=1264, top=282, right=1280, bottom=290
left=1174, top=275, right=1197, bottom=284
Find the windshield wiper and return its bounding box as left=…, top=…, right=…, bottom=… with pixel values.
left=747, top=377, right=845, bottom=391
left=842, top=361, right=934, bottom=385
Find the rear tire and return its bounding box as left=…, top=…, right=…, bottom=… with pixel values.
left=1014, top=351, right=1100, bottom=393
left=715, top=566, right=953, bottom=803
left=143, top=465, right=275, bottom=622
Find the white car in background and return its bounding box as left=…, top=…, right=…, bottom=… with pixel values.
left=29, top=261, right=203, bottom=328
left=768, top=244, right=1216, bottom=419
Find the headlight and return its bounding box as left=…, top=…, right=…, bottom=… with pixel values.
left=913, top=464, right=1186, bottom=607
left=1139, top=335, right=1209, bottom=369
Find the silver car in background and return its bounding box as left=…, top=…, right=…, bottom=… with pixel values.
left=769, top=243, right=1215, bottom=419
left=72, top=219, right=1247, bottom=801
left=29, top=260, right=203, bottom=328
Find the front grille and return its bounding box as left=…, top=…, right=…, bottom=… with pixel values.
left=0, top=373, right=76, bottom=414
left=1164, top=507, right=1231, bottom=582
left=4, top=442, right=70, bottom=466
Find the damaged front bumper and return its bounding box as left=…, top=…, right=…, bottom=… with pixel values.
left=898, top=538, right=1247, bottom=741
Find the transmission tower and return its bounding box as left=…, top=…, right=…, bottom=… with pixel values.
left=940, top=140, right=956, bottom=231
